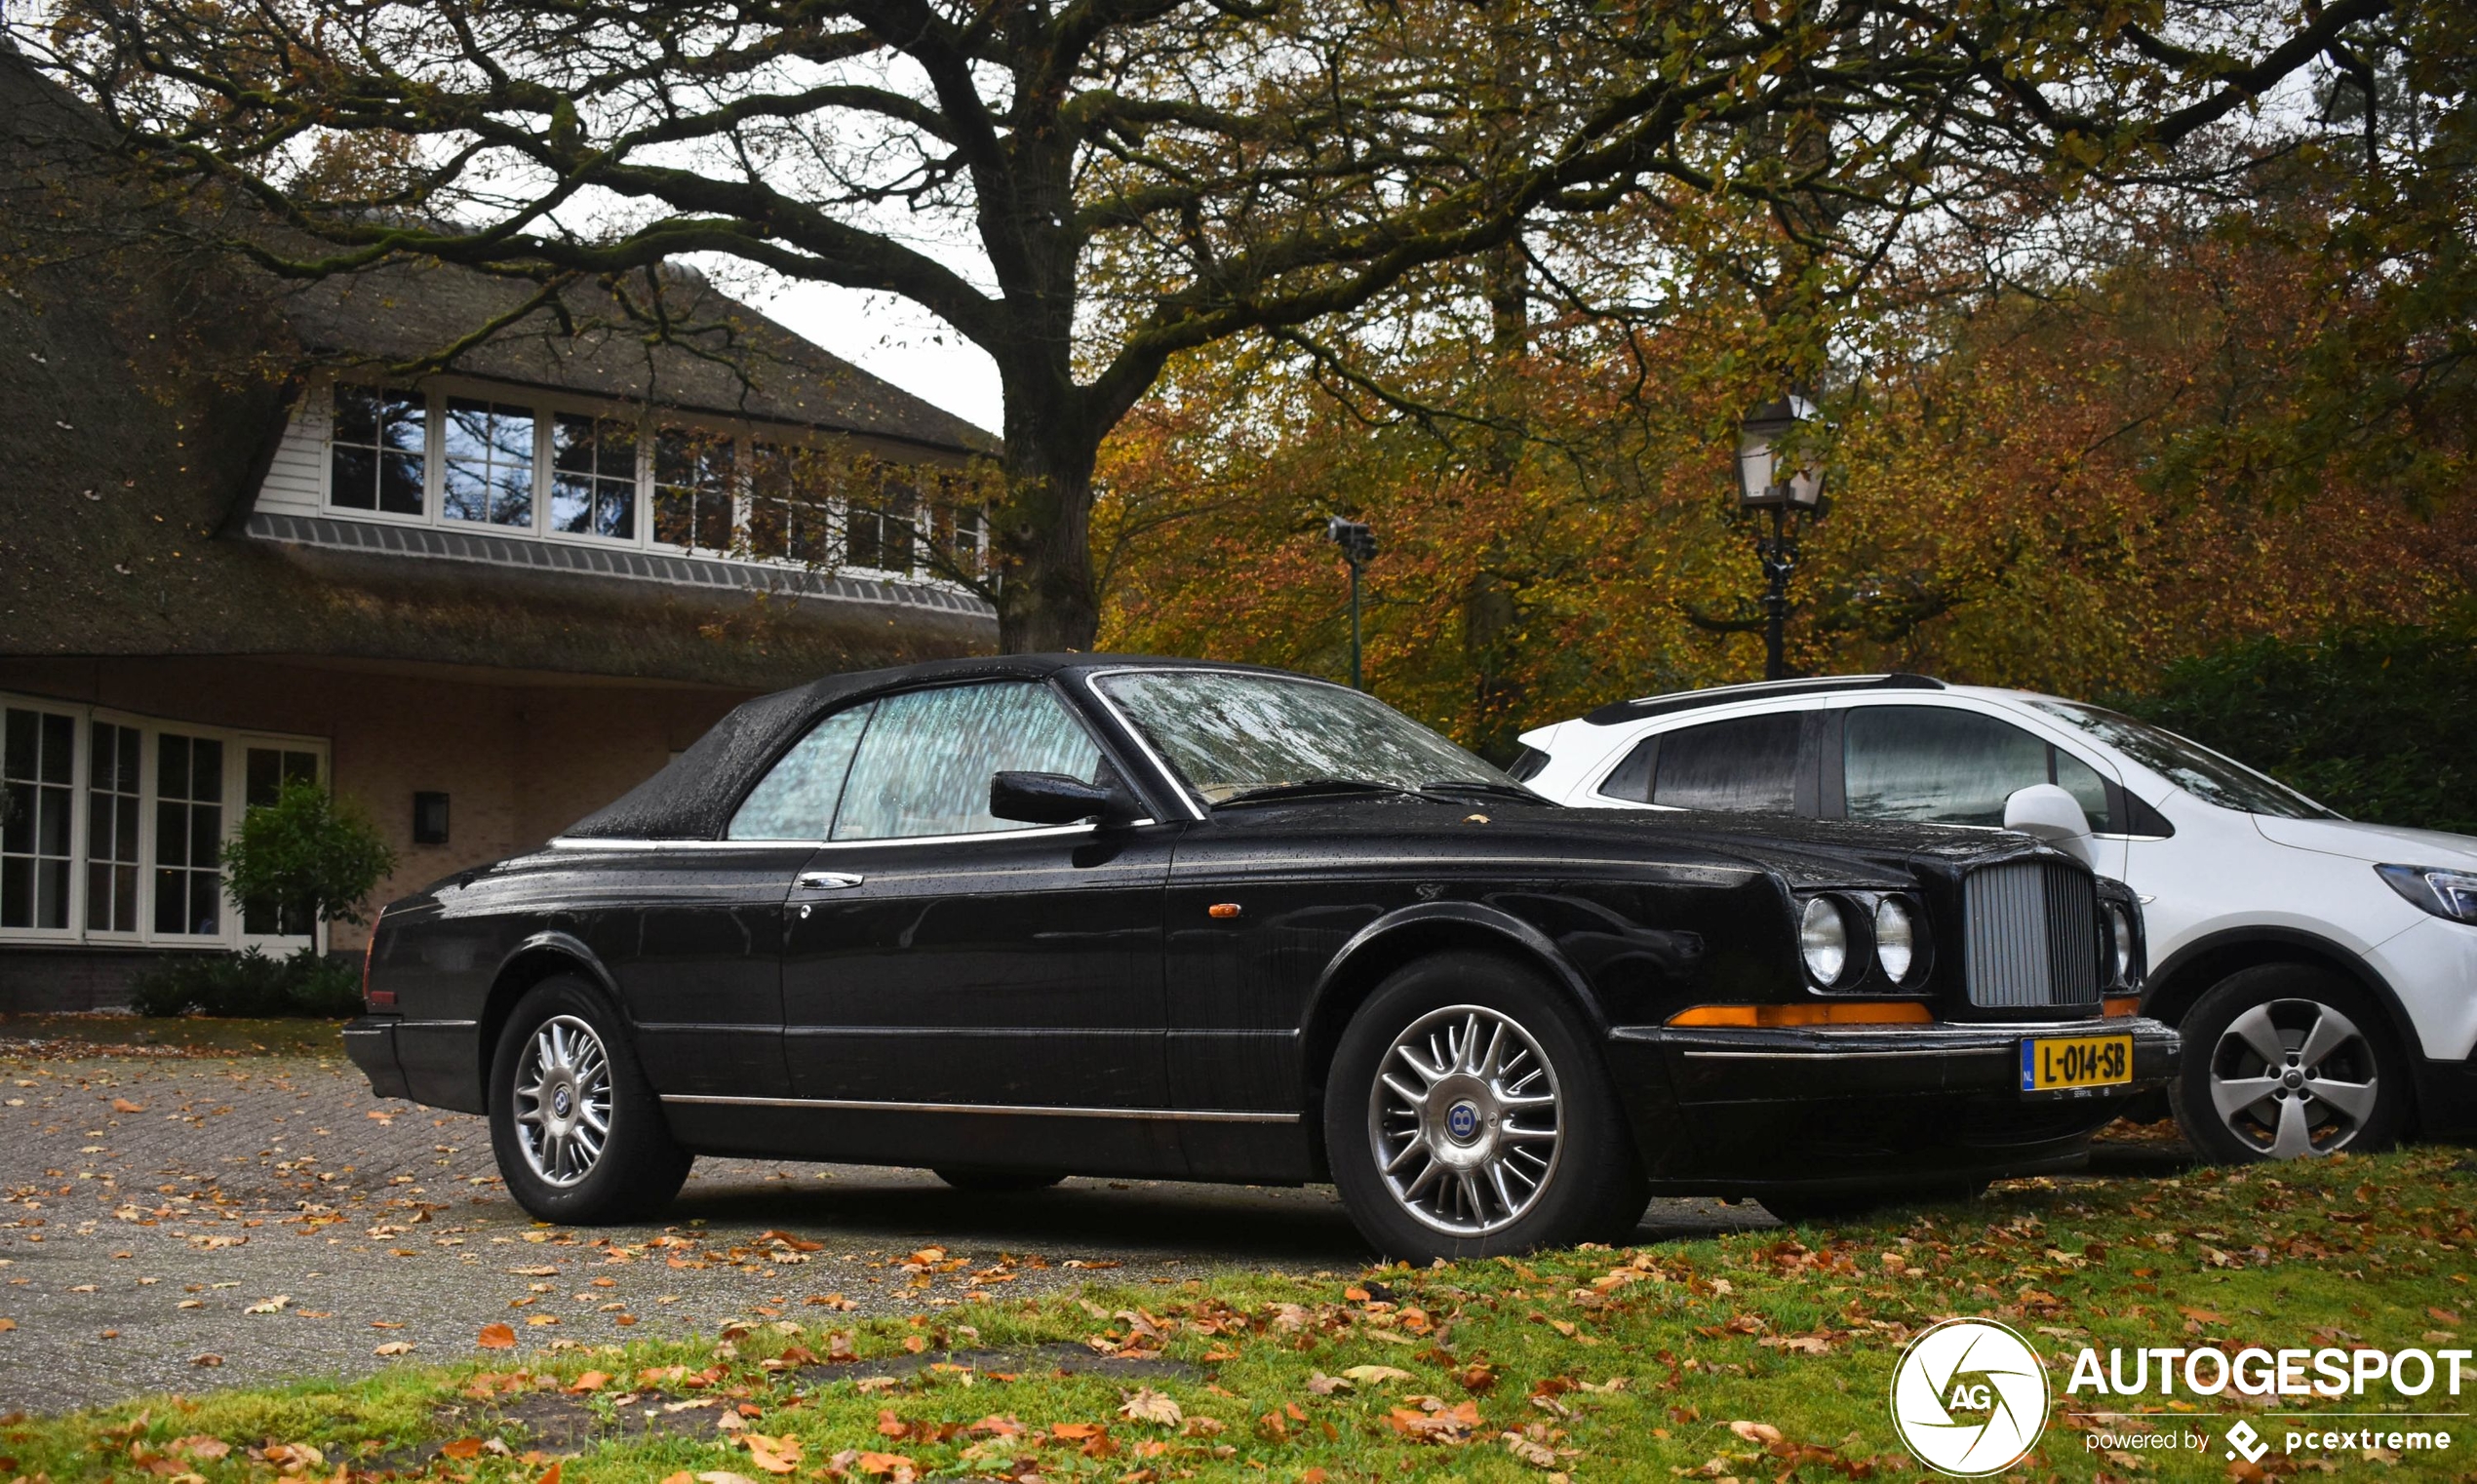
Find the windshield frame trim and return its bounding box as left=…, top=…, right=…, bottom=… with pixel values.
left=1081, top=666, right=1218, bottom=821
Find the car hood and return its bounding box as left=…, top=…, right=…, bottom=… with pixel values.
left=1214, top=796, right=2059, bottom=889
left=2252, top=813, right=2477, bottom=868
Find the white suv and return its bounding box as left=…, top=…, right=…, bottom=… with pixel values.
left=1514, top=674, right=2477, bottom=1161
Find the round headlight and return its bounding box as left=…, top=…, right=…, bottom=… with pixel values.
left=2108, top=904, right=2136, bottom=984
left=1799, top=896, right=1849, bottom=986
left=1874, top=896, right=1917, bottom=984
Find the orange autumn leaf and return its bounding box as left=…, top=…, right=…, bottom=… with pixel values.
left=477, top=1322, right=518, bottom=1348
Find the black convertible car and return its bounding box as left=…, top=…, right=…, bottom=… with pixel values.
left=344, top=654, right=2176, bottom=1260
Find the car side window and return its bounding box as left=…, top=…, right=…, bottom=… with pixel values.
left=727, top=704, right=874, bottom=840
left=832, top=682, right=1102, bottom=840
left=1845, top=705, right=2113, bottom=831
left=1646, top=713, right=1802, bottom=812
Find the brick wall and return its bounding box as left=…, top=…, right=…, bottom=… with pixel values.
left=0, top=655, right=750, bottom=1007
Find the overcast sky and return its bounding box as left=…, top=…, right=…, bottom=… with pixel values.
left=763, top=278, right=1005, bottom=437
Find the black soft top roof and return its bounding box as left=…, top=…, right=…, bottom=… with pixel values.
left=560, top=652, right=1281, bottom=840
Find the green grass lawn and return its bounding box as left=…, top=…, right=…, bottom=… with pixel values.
left=2, top=1144, right=2470, bottom=1482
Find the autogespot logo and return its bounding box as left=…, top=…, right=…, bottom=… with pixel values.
left=1890, top=1318, right=2052, bottom=1476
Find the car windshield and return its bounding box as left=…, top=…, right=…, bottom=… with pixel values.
left=1094, top=669, right=1526, bottom=805
left=2025, top=699, right=2342, bottom=820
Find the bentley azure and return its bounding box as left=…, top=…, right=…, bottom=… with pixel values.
left=344, top=655, right=2178, bottom=1260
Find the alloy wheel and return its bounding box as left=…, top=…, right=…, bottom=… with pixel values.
left=513, top=1014, right=614, bottom=1187
left=2207, top=997, right=2379, bottom=1158
left=1366, top=1004, right=1562, bottom=1235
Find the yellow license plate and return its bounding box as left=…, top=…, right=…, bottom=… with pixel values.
left=2021, top=1034, right=2133, bottom=1093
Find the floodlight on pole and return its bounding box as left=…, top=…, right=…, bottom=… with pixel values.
left=1326, top=516, right=1377, bottom=689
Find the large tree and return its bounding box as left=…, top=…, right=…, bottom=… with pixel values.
left=16, top=0, right=2386, bottom=649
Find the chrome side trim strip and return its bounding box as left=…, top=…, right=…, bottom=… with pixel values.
left=551, top=823, right=1099, bottom=852
left=1679, top=1047, right=1993, bottom=1061
left=660, top=1093, right=1298, bottom=1123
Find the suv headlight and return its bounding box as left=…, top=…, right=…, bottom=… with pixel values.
left=1873, top=896, right=1917, bottom=984
left=2104, top=902, right=2137, bottom=984
left=2377, top=864, right=2477, bottom=924
left=1799, top=896, right=1851, bottom=986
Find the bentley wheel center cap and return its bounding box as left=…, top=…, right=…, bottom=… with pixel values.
left=552, top=1085, right=573, bottom=1119
left=1445, top=1100, right=1482, bottom=1143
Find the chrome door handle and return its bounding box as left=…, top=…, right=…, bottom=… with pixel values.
left=795, top=871, right=865, bottom=892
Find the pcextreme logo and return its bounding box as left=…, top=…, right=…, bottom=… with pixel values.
left=1889, top=1318, right=2051, bottom=1476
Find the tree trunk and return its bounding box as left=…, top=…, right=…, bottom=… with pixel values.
left=991, top=420, right=1102, bottom=653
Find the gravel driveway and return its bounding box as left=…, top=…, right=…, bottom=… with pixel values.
left=0, top=1043, right=1772, bottom=1416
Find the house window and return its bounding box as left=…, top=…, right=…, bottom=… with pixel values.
left=550, top=413, right=638, bottom=539
left=749, top=441, right=839, bottom=565
left=154, top=734, right=224, bottom=936
left=86, top=722, right=142, bottom=933
left=1, top=707, right=75, bottom=930
left=846, top=478, right=916, bottom=574
left=655, top=429, right=736, bottom=552
left=929, top=479, right=986, bottom=576
left=442, top=398, right=537, bottom=527
left=241, top=748, right=321, bottom=936
left=330, top=385, right=427, bottom=516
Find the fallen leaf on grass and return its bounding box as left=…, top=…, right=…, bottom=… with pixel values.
left=440, top=1440, right=486, bottom=1460
left=1729, top=1421, right=1784, bottom=1446
left=568, top=1370, right=609, bottom=1393
left=1342, top=1365, right=1411, bottom=1385
left=1306, top=1372, right=1351, bottom=1395
left=1121, top=1388, right=1182, bottom=1426
left=477, top=1322, right=518, bottom=1349
left=1504, top=1432, right=1559, bottom=1468
left=169, top=1436, right=230, bottom=1461
left=742, top=1433, right=802, bottom=1474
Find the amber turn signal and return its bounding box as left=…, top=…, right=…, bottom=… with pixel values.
left=1207, top=903, right=1242, bottom=918
left=2103, top=995, right=2141, bottom=1018
left=1666, top=1001, right=1934, bottom=1028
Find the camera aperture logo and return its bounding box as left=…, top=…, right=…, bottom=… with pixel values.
left=1890, top=1318, right=2051, bottom=1476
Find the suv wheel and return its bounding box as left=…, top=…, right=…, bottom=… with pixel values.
left=2170, top=964, right=2409, bottom=1162
left=1325, top=953, right=1648, bottom=1261
left=489, top=976, right=692, bottom=1223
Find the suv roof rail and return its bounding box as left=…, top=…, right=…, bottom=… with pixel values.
left=1581, top=673, right=1945, bottom=726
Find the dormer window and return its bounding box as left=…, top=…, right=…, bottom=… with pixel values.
left=551, top=414, right=638, bottom=539
left=330, top=385, right=426, bottom=515
left=442, top=398, right=537, bottom=527
left=654, top=427, right=735, bottom=552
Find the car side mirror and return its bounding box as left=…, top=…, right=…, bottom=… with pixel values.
left=2004, top=784, right=2096, bottom=867
left=990, top=770, right=1139, bottom=827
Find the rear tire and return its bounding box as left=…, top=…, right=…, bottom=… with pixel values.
left=934, top=1167, right=1066, bottom=1193
left=489, top=976, right=691, bottom=1224
left=2170, top=963, right=2409, bottom=1163
left=1324, top=953, right=1648, bottom=1262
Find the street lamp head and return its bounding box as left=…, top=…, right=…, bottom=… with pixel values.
left=1327, top=515, right=1377, bottom=566
left=1736, top=395, right=1827, bottom=512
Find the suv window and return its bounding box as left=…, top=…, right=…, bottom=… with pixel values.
left=727, top=704, right=874, bottom=840
left=833, top=682, right=1102, bottom=840
left=1844, top=705, right=2113, bottom=831
left=1636, top=713, right=1803, bottom=812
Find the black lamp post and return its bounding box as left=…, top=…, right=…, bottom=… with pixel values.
left=1326, top=516, right=1377, bottom=689
left=1734, top=396, right=1828, bottom=682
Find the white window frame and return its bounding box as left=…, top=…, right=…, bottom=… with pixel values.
left=316, top=374, right=989, bottom=590
left=0, top=692, right=330, bottom=952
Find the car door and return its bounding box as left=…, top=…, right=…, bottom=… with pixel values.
left=774, top=680, right=1180, bottom=1171
left=1589, top=706, right=1822, bottom=815
left=1828, top=701, right=2128, bottom=878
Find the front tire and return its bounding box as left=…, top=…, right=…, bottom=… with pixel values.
left=1324, top=953, right=1648, bottom=1262
left=489, top=976, right=692, bottom=1223
left=2169, top=963, right=2409, bottom=1163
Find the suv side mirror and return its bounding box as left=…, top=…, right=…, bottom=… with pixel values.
left=2004, top=783, right=2096, bottom=867
left=990, top=770, right=1141, bottom=827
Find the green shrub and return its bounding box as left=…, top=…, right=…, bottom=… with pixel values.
left=130, top=946, right=363, bottom=1019
left=220, top=779, right=396, bottom=928
left=2115, top=613, right=2477, bottom=835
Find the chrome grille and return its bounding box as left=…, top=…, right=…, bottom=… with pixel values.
left=1963, top=860, right=2102, bottom=1008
